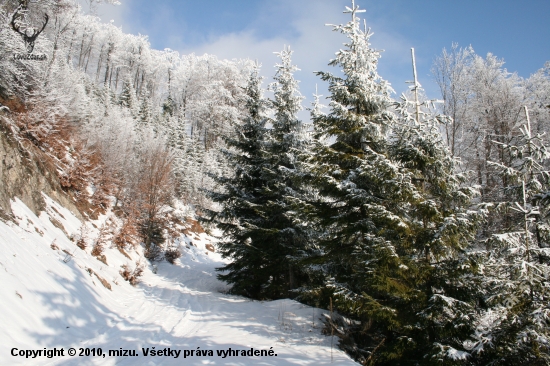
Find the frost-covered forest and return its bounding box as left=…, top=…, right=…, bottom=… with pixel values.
left=1, top=0, right=549, bottom=364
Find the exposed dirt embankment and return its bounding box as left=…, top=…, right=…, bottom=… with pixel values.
left=0, top=115, right=83, bottom=221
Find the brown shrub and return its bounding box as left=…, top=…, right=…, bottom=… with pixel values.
left=113, top=216, right=139, bottom=250
left=165, top=247, right=181, bottom=264
left=183, top=218, right=205, bottom=236
left=120, top=262, right=144, bottom=286
left=76, top=238, right=87, bottom=250
left=144, top=243, right=162, bottom=261
left=91, top=222, right=113, bottom=265
left=92, top=242, right=105, bottom=257
left=91, top=241, right=104, bottom=257
left=91, top=242, right=107, bottom=265
left=74, top=224, right=89, bottom=250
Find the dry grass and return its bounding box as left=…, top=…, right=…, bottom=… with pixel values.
left=86, top=268, right=112, bottom=290
left=76, top=238, right=87, bottom=250
left=183, top=218, right=205, bottom=235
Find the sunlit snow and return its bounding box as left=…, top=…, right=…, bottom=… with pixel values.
left=0, top=195, right=355, bottom=365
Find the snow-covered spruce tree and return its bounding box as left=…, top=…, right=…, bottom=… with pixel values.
left=391, top=96, right=484, bottom=365
left=118, top=78, right=139, bottom=118
left=469, top=107, right=550, bottom=365
left=202, top=65, right=274, bottom=298
left=253, top=46, right=310, bottom=297
left=205, top=50, right=312, bottom=299
left=135, top=91, right=153, bottom=140
left=300, top=2, right=480, bottom=363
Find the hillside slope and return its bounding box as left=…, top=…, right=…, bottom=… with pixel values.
left=0, top=116, right=83, bottom=221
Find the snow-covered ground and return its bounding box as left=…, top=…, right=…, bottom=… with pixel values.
left=0, top=194, right=356, bottom=365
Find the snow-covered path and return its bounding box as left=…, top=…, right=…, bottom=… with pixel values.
left=0, top=196, right=356, bottom=365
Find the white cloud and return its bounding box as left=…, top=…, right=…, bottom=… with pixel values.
left=176, top=0, right=419, bottom=118
left=76, top=0, right=128, bottom=28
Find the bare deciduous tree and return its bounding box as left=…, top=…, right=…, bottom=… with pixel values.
left=135, top=139, right=174, bottom=251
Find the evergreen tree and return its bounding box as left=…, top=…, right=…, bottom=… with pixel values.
left=257, top=46, right=309, bottom=297
left=136, top=92, right=153, bottom=138
left=469, top=107, right=550, bottom=364
left=203, top=64, right=273, bottom=298
left=206, top=50, right=312, bottom=299
left=391, top=96, right=483, bottom=364
left=301, top=2, right=480, bottom=363
left=119, top=78, right=139, bottom=118
left=179, top=133, right=205, bottom=202
left=162, top=95, right=176, bottom=117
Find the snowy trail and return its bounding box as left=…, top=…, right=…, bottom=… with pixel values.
left=0, top=196, right=356, bottom=365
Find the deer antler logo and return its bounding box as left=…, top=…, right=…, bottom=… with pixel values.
left=10, top=4, right=49, bottom=54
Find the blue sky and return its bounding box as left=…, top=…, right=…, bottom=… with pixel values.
left=93, top=0, right=550, bottom=114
